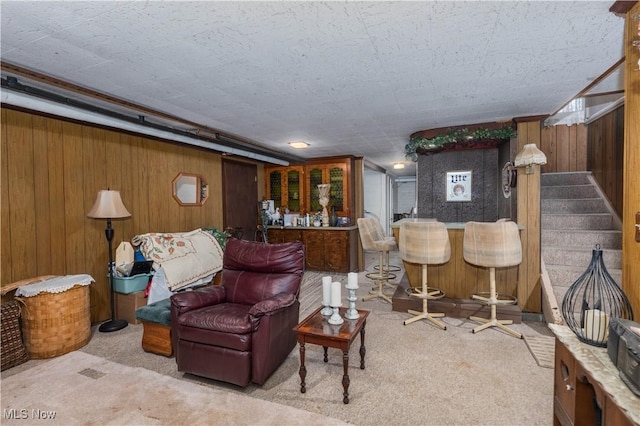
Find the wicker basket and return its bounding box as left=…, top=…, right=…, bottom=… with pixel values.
left=16, top=284, right=91, bottom=359
left=1, top=300, right=30, bottom=370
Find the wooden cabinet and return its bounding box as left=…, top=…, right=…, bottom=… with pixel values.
left=267, top=227, right=358, bottom=273
left=305, top=161, right=350, bottom=218
left=265, top=157, right=355, bottom=220
left=268, top=228, right=302, bottom=245
left=550, top=324, right=639, bottom=426
left=265, top=166, right=304, bottom=213
left=302, top=229, right=353, bottom=272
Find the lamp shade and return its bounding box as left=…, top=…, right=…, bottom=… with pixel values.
left=514, top=143, right=547, bottom=167
left=87, top=190, right=131, bottom=219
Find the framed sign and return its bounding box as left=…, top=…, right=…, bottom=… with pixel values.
left=446, top=171, right=472, bottom=202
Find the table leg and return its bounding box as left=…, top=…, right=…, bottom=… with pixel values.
left=299, top=342, right=306, bottom=393
left=360, top=321, right=366, bottom=369
left=323, top=346, right=328, bottom=362
left=342, top=351, right=350, bottom=404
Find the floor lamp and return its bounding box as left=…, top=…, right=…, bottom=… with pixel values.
left=87, top=189, right=131, bottom=333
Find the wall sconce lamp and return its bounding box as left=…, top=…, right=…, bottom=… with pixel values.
left=502, top=161, right=517, bottom=198
left=514, top=144, right=547, bottom=174
left=87, top=189, right=131, bottom=333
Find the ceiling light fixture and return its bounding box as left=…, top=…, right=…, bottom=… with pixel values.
left=393, top=162, right=405, bottom=170
left=289, top=141, right=309, bottom=149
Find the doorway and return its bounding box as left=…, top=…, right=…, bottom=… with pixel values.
left=222, top=159, right=258, bottom=240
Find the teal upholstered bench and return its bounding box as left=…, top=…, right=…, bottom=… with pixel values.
left=135, top=299, right=172, bottom=357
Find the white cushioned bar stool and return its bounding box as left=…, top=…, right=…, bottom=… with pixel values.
left=463, top=220, right=522, bottom=338
left=399, top=220, right=449, bottom=330
left=371, top=218, right=401, bottom=278
left=358, top=217, right=397, bottom=303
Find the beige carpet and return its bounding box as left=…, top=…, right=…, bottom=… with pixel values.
left=0, top=351, right=347, bottom=425
left=2, top=264, right=555, bottom=425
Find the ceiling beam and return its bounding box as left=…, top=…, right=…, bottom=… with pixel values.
left=609, top=1, right=637, bottom=15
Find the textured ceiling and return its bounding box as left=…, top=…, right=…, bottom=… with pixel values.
left=0, top=1, right=625, bottom=176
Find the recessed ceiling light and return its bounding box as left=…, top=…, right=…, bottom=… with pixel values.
left=289, top=141, right=309, bottom=149
left=393, top=162, right=405, bottom=170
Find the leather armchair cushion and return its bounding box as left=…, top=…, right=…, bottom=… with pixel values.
left=171, top=285, right=226, bottom=316
left=176, top=303, right=252, bottom=351
left=223, top=239, right=304, bottom=274
left=248, top=293, right=296, bottom=318
left=221, top=239, right=304, bottom=306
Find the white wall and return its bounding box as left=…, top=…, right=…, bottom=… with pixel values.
left=395, top=179, right=416, bottom=215
left=364, top=168, right=416, bottom=233
left=364, top=168, right=388, bottom=230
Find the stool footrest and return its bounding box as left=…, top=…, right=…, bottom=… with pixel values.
left=373, top=264, right=402, bottom=273
left=406, top=286, right=445, bottom=300
left=365, top=271, right=396, bottom=281
left=471, top=292, right=517, bottom=305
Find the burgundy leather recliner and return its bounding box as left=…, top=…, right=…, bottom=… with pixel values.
left=170, top=238, right=305, bottom=386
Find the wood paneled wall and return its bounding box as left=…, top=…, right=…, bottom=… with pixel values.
left=586, top=106, right=624, bottom=218
left=516, top=120, right=542, bottom=312
left=622, top=3, right=640, bottom=318
left=1, top=108, right=224, bottom=322
left=540, top=124, right=587, bottom=174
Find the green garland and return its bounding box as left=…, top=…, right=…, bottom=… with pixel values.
left=405, top=126, right=516, bottom=162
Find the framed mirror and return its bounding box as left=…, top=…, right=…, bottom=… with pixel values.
left=172, top=172, right=209, bottom=206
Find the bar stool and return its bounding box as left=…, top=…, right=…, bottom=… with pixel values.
left=357, top=217, right=397, bottom=303
left=399, top=221, right=449, bottom=330
left=371, top=218, right=401, bottom=278
left=463, top=220, right=522, bottom=338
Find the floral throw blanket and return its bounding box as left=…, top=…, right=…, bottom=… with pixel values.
left=132, top=229, right=223, bottom=291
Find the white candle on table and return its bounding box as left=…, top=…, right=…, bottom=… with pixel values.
left=584, top=309, right=609, bottom=342
left=322, top=276, right=332, bottom=306
left=331, top=281, right=341, bottom=306
left=347, top=272, right=359, bottom=289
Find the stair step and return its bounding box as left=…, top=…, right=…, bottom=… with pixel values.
left=540, top=171, right=624, bottom=321
left=541, top=198, right=608, bottom=214
left=545, top=264, right=623, bottom=291
left=541, top=184, right=599, bottom=200
left=541, top=172, right=592, bottom=187
left=542, top=246, right=621, bottom=269
left=541, top=229, right=621, bottom=249
left=541, top=213, right=614, bottom=230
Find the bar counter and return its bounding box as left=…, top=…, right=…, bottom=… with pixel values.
left=391, top=218, right=521, bottom=300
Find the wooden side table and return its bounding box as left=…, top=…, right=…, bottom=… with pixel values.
left=293, top=307, right=370, bottom=404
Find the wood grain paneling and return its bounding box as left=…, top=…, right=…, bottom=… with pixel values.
left=32, top=115, right=52, bottom=276
left=1, top=108, right=228, bottom=322
left=587, top=106, right=624, bottom=217
left=83, top=126, right=109, bottom=317
left=540, top=124, right=587, bottom=174
left=1, top=109, right=12, bottom=283
left=540, top=127, right=556, bottom=173
left=6, top=110, right=37, bottom=281
left=62, top=121, right=86, bottom=275
left=576, top=124, right=587, bottom=171
left=47, top=118, right=67, bottom=276
left=555, top=125, right=570, bottom=172
left=622, top=3, right=640, bottom=318
left=516, top=120, right=542, bottom=312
